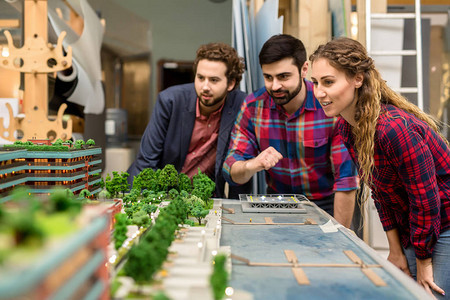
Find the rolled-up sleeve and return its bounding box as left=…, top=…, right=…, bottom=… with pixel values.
left=223, top=99, right=259, bottom=186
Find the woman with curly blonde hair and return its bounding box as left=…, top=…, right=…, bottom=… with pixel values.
left=310, top=37, right=449, bottom=298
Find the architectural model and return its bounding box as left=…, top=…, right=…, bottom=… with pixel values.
left=239, top=194, right=308, bottom=213
left=0, top=139, right=102, bottom=202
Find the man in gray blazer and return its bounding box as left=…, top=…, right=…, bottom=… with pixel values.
left=127, top=42, right=252, bottom=198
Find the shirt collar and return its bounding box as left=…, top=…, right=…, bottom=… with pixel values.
left=196, top=97, right=226, bottom=119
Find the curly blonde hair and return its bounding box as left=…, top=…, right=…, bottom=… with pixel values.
left=310, top=37, right=448, bottom=201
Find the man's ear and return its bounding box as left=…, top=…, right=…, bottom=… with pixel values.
left=301, top=62, right=309, bottom=78
left=227, top=79, right=236, bottom=91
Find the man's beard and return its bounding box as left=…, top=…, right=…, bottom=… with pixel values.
left=198, top=89, right=228, bottom=107
left=268, top=81, right=302, bottom=106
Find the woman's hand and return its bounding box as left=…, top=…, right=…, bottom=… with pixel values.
left=387, top=251, right=411, bottom=276
left=386, top=229, right=411, bottom=276
left=416, top=258, right=445, bottom=297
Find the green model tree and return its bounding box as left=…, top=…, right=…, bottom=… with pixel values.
left=178, top=173, right=192, bottom=193
left=113, top=213, right=129, bottom=250
left=210, top=254, right=228, bottom=300
left=158, top=164, right=178, bottom=191
left=191, top=202, right=209, bottom=225
left=105, top=173, right=114, bottom=196
left=124, top=241, right=159, bottom=287
left=138, top=168, right=159, bottom=191
left=168, top=188, right=179, bottom=200
left=142, top=230, right=169, bottom=270
left=86, top=139, right=95, bottom=147
left=130, top=175, right=143, bottom=192
left=74, top=139, right=85, bottom=149
left=131, top=210, right=150, bottom=228
left=10, top=212, right=44, bottom=246
left=118, top=172, right=130, bottom=196
left=49, top=188, right=81, bottom=214
left=53, top=138, right=63, bottom=146
left=142, top=189, right=151, bottom=198
left=5, top=188, right=44, bottom=246
left=79, top=189, right=92, bottom=199
left=192, top=169, right=215, bottom=204
left=105, top=172, right=125, bottom=198
left=142, top=203, right=157, bottom=215
left=183, top=194, right=205, bottom=220
left=104, top=172, right=130, bottom=198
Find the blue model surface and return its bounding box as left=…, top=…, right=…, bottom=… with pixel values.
left=220, top=201, right=431, bottom=300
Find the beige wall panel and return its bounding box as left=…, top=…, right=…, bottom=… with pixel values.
left=299, top=0, right=330, bottom=56
left=429, top=26, right=444, bottom=118
left=280, top=0, right=299, bottom=37
left=121, top=58, right=150, bottom=137
left=298, top=0, right=312, bottom=54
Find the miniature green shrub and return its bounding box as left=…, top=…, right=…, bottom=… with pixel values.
left=113, top=213, right=129, bottom=250
left=124, top=241, right=159, bottom=284
left=191, top=202, right=209, bottom=225
left=178, top=173, right=192, bottom=193
left=210, top=254, right=228, bottom=300
left=9, top=213, right=44, bottom=246
left=49, top=189, right=81, bottom=214
left=131, top=210, right=150, bottom=227
left=158, top=164, right=179, bottom=191
left=192, top=169, right=215, bottom=204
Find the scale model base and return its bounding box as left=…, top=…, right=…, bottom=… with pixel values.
left=239, top=194, right=308, bottom=213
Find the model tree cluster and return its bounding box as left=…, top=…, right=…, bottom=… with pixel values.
left=123, top=195, right=188, bottom=287
left=105, top=171, right=130, bottom=198
left=5, top=138, right=96, bottom=151
left=109, top=164, right=216, bottom=293
left=107, top=165, right=215, bottom=240
left=113, top=213, right=129, bottom=250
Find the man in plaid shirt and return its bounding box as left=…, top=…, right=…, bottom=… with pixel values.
left=223, top=35, right=359, bottom=227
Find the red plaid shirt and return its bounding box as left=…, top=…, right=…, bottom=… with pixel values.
left=338, top=104, right=450, bottom=259
left=224, top=80, right=358, bottom=200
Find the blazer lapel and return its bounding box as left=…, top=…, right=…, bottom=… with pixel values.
left=180, top=88, right=197, bottom=165
left=216, top=94, right=239, bottom=176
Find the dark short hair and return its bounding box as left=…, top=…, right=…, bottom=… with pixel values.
left=259, top=34, right=307, bottom=72
left=193, top=42, right=245, bottom=88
